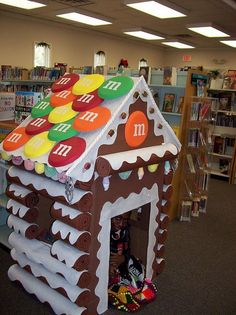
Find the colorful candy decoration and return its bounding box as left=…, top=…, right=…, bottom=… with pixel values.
left=48, top=136, right=86, bottom=167
left=98, top=76, right=134, bottom=100
left=118, top=170, right=132, bottom=180
left=24, top=159, right=35, bottom=171
left=48, top=102, right=77, bottom=124
left=35, top=162, right=45, bottom=174
left=1, top=151, right=12, bottom=161
left=72, top=74, right=105, bottom=95
left=31, top=96, right=53, bottom=118
left=50, top=88, right=76, bottom=107
left=24, top=131, right=56, bottom=158
left=147, top=164, right=159, bottom=173
left=12, top=156, right=23, bottom=166
left=125, top=111, right=148, bottom=148
left=73, top=106, right=111, bottom=132
left=25, top=115, right=53, bottom=135
left=57, top=171, right=68, bottom=183
left=45, top=165, right=58, bottom=179
left=48, top=118, right=79, bottom=142
left=72, top=90, right=104, bottom=112
left=3, top=127, right=32, bottom=152
left=51, top=73, right=80, bottom=93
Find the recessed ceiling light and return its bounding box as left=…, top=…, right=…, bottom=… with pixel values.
left=124, top=0, right=187, bottom=19
left=57, top=11, right=112, bottom=26
left=220, top=40, right=236, bottom=48
left=187, top=23, right=230, bottom=37
left=162, top=41, right=195, bottom=49
left=124, top=29, right=164, bottom=40
left=0, top=0, right=47, bottom=9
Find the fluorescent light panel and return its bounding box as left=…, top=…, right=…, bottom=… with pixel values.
left=188, top=25, right=230, bottom=38
left=0, top=0, right=46, bottom=9
left=125, top=0, right=186, bottom=19
left=162, top=41, right=195, bottom=49
left=57, top=12, right=112, bottom=26
left=220, top=40, right=236, bottom=47
left=124, top=30, right=164, bottom=40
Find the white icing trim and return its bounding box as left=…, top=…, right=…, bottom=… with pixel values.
left=96, top=184, right=159, bottom=314
left=8, top=166, right=91, bottom=205
left=8, top=265, right=86, bottom=315
left=53, top=202, right=83, bottom=219
left=163, top=184, right=171, bottom=192
left=11, top=248, right=87, bottom=303
left=51, top=240, right=88, bottom=269
left=7, top=214, right=37, bottom=235
left=8, top=233, right=86, bottom=286
left=51, top=221, right=90, bottom=245
left=7, top=199, right=30, bottom=218
left=8, top=183, right=33, bottom=198
left=97, top=143, right=178, bottom=172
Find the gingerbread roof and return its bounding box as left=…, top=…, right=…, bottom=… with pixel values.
left=0, top=74, right=181, bottom=183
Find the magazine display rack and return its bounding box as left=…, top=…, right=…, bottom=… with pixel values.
left=178, top=96, right=217, bottom=221
left=149, top=69, right=210, bottom=219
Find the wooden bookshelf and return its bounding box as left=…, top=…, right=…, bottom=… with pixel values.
left=207, top=88, right=236, bottom=183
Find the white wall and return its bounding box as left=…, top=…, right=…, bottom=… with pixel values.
left=0, top=11, right=164, bottom=70
left=163, top=49, right=236, bottom=71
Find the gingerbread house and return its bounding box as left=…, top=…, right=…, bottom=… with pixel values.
left=0, top=73, right=181, bottom=315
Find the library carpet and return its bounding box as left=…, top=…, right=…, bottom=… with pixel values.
left=0, top=178, right=236, bottom=315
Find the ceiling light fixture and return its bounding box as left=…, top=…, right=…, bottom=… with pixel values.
left=123, top=28, right=164, bottom=40
left=56, top=10, right=113, bottom=26
left=187, top=23, right=230, bottom=38
left=220, top=40, right=236, bottom=48
left=162, top=41, right=195, bottom=49
left=222, top=0, right=236, bottom=10
left=124, top=0, right=187, bottom=19
left=0, top=0, right=47, bottom=9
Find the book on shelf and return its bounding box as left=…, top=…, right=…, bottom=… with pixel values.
left=179, top=200, right=192, bottom=222
left=188, top=128, right=199, bottom=147
left=15, top=91, right=43, bottom=123
left=199, top=100, right=212, bottom=121
left=139, top=66, right=151, bottom=84
left=186, top=154, right=196, bottom=174
left=196, top=79, right=205, bottom=97
left=163, top=66, right=177, bottom=85
left=171, top=125, right=180, bottom=138
left=190, top=101, right=201, bottom=120
left=213, top=136, right=235, bottom=156
left=219, top=93, right=232, bottom=111
left=216, top=112, right=236, bottom=127
left=219, top=159, right=231, bottom=175
left=95, top=65, right=107, bottom=75
left=213, top=136, right=225, bottom=154
left=191, top=197, right=200, bottom=217
left=199, top=195, right=207, bottom=213
left=54, top=63, right=67, bottom=76
left=83, top=66, right=93, bottom=74
left=0, top=92, right=15, bottom=121
left=222, top=70, right=236, bottom=90
left=162, top=93, right=176, bottom=112
left=176, top=96, right=184, bottom=113
left=152, top=92, right=160, bottom=108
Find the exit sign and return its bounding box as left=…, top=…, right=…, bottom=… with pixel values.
left=183, top=55, right=192, bottom=62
